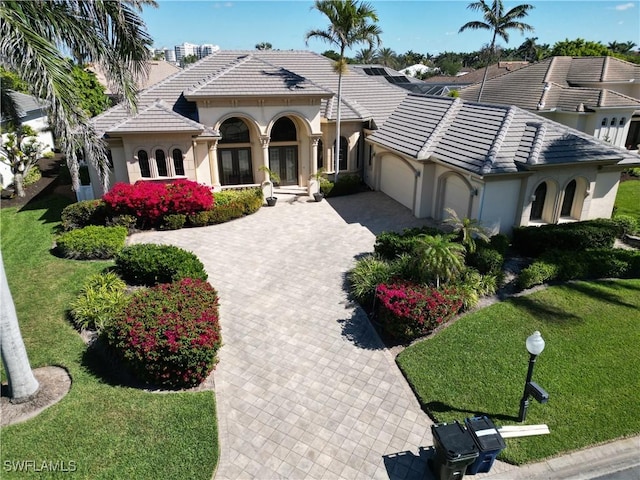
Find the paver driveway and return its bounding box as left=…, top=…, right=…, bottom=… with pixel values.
left=129, top=191, right=437, bottom=479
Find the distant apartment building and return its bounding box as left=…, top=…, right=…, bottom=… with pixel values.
left=164, top=48, right=176, bottom=63
left=174, top=42, right=220, bottom=62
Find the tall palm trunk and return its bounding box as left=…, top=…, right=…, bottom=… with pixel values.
left=478, top=30, right=498, bottom=102
left=0, top=251, right=39, bottom=402
left=334, top=46, right=345, bottom=183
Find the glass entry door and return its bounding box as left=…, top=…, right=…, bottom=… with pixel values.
left=269, top=146, right=298, bottom=186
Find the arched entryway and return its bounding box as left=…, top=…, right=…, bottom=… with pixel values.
left=218, top=117, right=254, bottom=185
left=269, top=117, right=298, bottom=186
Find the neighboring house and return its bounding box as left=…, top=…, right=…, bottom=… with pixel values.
left=0, top=91, right=54, bottom=188
left=458, top=56, right=640, bottom=151
left=88, top=60, right=181, bottom=102
left=90, top=50, right=639, bottom=234
left=422, top=61, right=530, bottom=97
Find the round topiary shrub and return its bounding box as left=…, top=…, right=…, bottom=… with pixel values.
left=115, top=243, right=207, bottom=286
left=56, top=225, right=128, bottom=259
left=61, top=199, right=107, bottom=230
left=105, top=278, right=222, bottom=388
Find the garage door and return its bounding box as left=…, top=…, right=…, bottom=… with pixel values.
left=380, top=154, right=414, bottom=211
left=441, top=174, right=471, bottom=220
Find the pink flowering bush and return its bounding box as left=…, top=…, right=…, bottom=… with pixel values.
left=103, top=180, right=214, bottom=228
left=106, top=278, right=221, bottom=388
left=375, top=281, right=463, bottom=340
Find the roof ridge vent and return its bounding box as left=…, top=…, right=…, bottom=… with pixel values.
left=527, top=122, right=547, bottom=165
left=482, top=106, right=516, bottom=174
left=418, top=98, right=461, bottom=159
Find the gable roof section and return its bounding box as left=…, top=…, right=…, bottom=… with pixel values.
left=368, top=94, right=638, bottom=175
left=458, top=56, right=640, bottom=111
left=92, top=50, right=408, bottom=135
left=106, top=99, right=206, bottom=134
left=184, top=54, right=332, bottom=98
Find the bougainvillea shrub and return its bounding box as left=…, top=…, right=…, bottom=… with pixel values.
left=106, top=278, right=222, bottom=388
left=375, top=281, right=463, bottom=340
left=103, top=180, right=213, bottom=227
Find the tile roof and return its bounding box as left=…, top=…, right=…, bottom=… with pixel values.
left=92, top=50, right=408, bottom=135
left=106, top=99, right=206, bottom=134
left=368, top=94, right=638, bottom=175
left=3, top=91, right=48, bottom=119
left=424, top=61, right=530, bottom=85
left=184, top=54, right=333, bottom=98
left=458, top=56, right=640, bottom=111
left=88, top=60, right=181, bottom=94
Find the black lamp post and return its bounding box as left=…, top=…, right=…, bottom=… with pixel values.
left=518, top=331, right=548, bottom=422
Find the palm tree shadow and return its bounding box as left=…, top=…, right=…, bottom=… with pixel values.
left=424, top=400, right=519, bottom=423
left=509, top=295, right=582, bottom=326
left=563, top=280, right=639, bottom=309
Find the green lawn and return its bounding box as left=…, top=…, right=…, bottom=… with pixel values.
left=0, top=195, right=218, bottom=479
left=615, top=179, right=640, bottom=217
left=397, top=279, right=640, bottom=465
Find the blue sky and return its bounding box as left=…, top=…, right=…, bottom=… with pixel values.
left=142, top=0, right=640, bottom=56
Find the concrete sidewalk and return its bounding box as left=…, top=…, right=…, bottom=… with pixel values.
left=129, top=191, right=639, bottom=479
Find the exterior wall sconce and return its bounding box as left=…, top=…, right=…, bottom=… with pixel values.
left=530, top=194, right=536, bottom=202
left=470, top=188, right=478, bottom=196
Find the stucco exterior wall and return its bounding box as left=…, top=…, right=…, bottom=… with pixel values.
left=478, top=178, right=523, bottom=235
left=589, top=169, right=621, bottom=219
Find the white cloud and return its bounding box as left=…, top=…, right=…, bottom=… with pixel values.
left=615, top=3, right=635, bottom=10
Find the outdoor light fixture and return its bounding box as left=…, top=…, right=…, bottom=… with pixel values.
left=518, top=331, right=549, bottom=422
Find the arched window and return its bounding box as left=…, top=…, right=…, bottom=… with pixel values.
left=530, top=182, right=547, bottom=221
left=155, top=149, right=167, bottom=176
left=333, top=136, right=348, bottom=171
left=611, top=118, right=617, bottom=127
left=218, top=117, right=253, bottom=185
left=220, top=117, right=250, bottom=143
left=561, top=180, right=577, bottom=217
left=601, top=118, right=608, bottom=127
left=271, top=117, right=297, bottom=142
left=138, top=150, right=150, bottom=178
left=172, top=148, right=185, bottom=176
left=317, top=139, right=324, bottom=169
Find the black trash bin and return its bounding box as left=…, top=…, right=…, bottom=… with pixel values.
left=430, top=422, right=479, bottom=480
left=464, top=416, right=506, bottom=475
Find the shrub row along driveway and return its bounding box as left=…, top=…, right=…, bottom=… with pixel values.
left=129, top=192, right=434, bottom=479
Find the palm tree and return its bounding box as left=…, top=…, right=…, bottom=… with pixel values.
left=516, top=36, right=540, bottom=61
left=608, top=40, right=637, bottom=54
left=459, top=0, right=534, bottom=101
left=0, top=251, right=39, bottom=402
left=355, top=47, right=376, bottom=64
left=305, top=0, right=382, bottom=182
left=443, top=207, right=490, bottom=253
left=414, top=234, right=466, bottom=288
left=375, top=47, right=398, bottom=68
left=0, top=0, right=153, bottom=403
left=0, top=0, right=154, bottom=193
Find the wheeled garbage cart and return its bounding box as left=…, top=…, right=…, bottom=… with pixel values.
left=464, top=416, right=506, bottom=475
left=430, top=422, right=479, bottom=480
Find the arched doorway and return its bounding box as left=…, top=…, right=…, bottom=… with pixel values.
left=269, top=117, right=298, bottom=186
left=218, top=117, right=254, bottom=185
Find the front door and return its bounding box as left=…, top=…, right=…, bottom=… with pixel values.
left=269, top=146, right=298, bottom=186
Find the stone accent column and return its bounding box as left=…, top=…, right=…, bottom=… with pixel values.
left=260, top=136, right=270, bottom=181
left=209, top=139, right=220, bottom=188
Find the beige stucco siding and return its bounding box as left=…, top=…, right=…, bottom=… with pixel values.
left=379, top=153, right=417, bottom=211
left=479, top=178, right=522, bottom=235
left=589, top=169, right=621, bottom=219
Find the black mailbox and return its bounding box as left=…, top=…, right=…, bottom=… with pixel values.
left=527, top=381, right=549, bottom=403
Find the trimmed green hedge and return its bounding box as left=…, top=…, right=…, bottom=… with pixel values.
left=512, top=220, right=618, bottom=256
left=115, top=243, right=207, bottom=286
left=517, top=249, right=640, bottom=290
left=55, top=225, right=127, bottom=260
left=374, top=226, right=445, bottom=260
left=61, top=199, right=107, bottom=231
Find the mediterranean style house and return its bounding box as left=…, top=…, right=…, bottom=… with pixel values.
left=458, top=56, right=640, bottom=151
left=90, top=50, right=639, bottom=234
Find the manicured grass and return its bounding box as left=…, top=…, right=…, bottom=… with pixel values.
left=615, top=179, right=640, bottom=217
left=0, top=195, right=218, bottom=479
left=397, top=279, right=640, bottom=465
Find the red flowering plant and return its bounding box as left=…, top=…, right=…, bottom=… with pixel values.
left=103, top=180, right=214, bottom=228
left=105, top=278, right=222, bottom=388
left=375, top=281, right=463, bottom=340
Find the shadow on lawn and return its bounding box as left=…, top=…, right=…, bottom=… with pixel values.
left=424, top=400, right=519, bottom=423
left=563, top=280, right=639, bottom=309
left=509, top=295, right=582, bottom=326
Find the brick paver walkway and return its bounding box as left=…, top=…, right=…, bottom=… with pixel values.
left=129, top=192, right=440, bottom=479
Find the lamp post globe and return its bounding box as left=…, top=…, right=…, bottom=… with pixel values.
left=526, top=331, right=545, bottom=356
